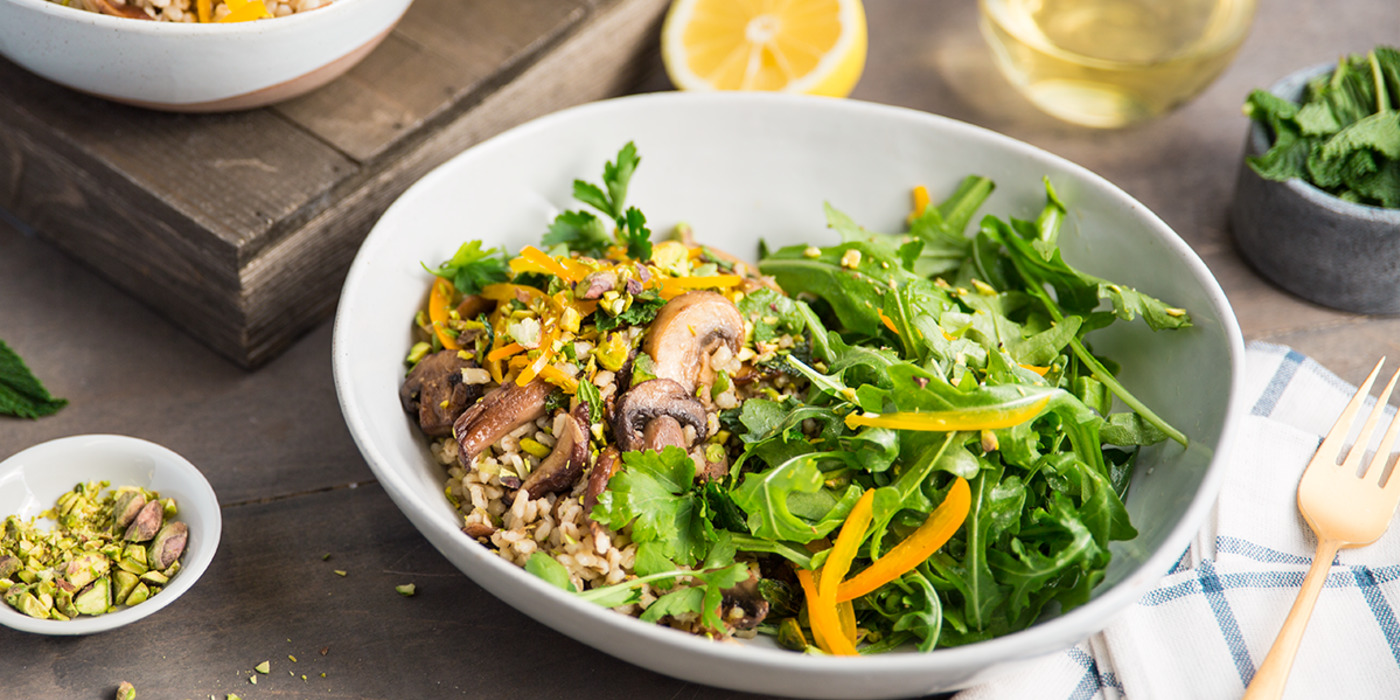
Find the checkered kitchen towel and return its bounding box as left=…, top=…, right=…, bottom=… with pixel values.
left=955, top=343, right=1400, bottom=700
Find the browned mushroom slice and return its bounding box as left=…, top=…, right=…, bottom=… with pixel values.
left=721, top=566, right=770, bottom=630
left=87, top=0, right=151, bottom=18
left=453, top=378, right=553, bottom=467
left=642, top=291, right=745, bottom=394
left=455, top=294, right=493, bottom=321
left=400, top=350, right=486, bottom=437
left=520, top=405, right=589, bottom=499
left=611, top=379, right=708, bottom=453
left=583, top=445, right=621, bottom=515
left=642, top=416, right=686, bottom=450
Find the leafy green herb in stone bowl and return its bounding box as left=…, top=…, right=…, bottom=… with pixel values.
left=1243, top=46, right=1400, bottom=209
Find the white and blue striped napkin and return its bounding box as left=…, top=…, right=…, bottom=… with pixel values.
left=955, top=342, right=1400, bottom=700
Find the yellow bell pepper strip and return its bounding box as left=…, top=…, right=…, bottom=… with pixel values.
left=803, top=488, right=875, bottom=656
left=428, top=278, right=461, bottom=351
left=537, top=365, right=578, bottom=393
left=909, top=185, right=931, bottom=224
left=219, top=0, right=271, bottom=22
left=795, top=569, right=856, bottom=656
left=837, top=477, right=971, bottom=602
left=1019, top=364, right=1050, bottom=376
left=819, top=489, right=875, bottom=604
left=836, top=600, right=858, bottom=645
left=512, top=246, right=588, bottom=283
left=843, top=395, right=1051, bottom=432
left=658, top=274, right=743, bottom=299
left=515, top=325, right=559, bottom=386
left=196, top=0, right=211, bottom=22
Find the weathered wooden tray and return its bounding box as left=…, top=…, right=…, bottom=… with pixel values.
left=0, top=0, right=668, bottom=367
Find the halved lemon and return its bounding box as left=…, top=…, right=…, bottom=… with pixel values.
left=661, top=0, right=868, bottom=98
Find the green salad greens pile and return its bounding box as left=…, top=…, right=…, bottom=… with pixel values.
left=524, top=146, right=1192, bottom=653
left=1245, top=46, right=1400, bottom=208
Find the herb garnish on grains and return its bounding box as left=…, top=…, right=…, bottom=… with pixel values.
left=1245, top=46, right=1400, bottom=208
left=0, top=339, right=67, bottom=418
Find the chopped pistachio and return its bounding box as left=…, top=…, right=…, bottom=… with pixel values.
left=74, top=577, right=112, bottom=615
left=227, top=694, right=242, bottom=700
left=124, top=501, right=163, bottom=543
left=405, top=341, right=432, bottom=365
left=0, top=555, right=19, bottom=579
left=396, top=583, right=417, bottom=597
left=15, top=591, right=49, bottom=619
left=518, top=438, right=551, bottom=459
left=138, top=570, right=169, bottom=587
left=112, top=570, right=139, bottom=605
left=289, top=654, right=298, bottom=663
left=148, top=521, right=188, bottom=570
left=111, top=492, right=146, bottom=530
left=124, top=582, right=150, bottom=606
left=159, top=498, right=177, bottom=520
left=254, top=661, right=270, bottom=674
left=115, top=681, right=136, bottom=700
left=333, top=570, right=347, bottom=577
left=248, top=677, right=257, bottom=685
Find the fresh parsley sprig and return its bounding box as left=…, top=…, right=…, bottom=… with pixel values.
left=541, top=142, right=654, bottom=260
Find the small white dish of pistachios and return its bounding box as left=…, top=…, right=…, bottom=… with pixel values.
left=0, top=434, right=220, bottom=635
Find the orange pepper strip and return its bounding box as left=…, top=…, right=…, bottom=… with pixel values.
left=428, top=278, right=460, bottom=351
left=659, top=274, right=743, bottom=300
left=909, top=185, right=931, bottom=224
left=195, top=0, right=211, bottom=22
left=843, top=396, right=1051, bottom=433
left=837, top=477, right=971, bottom=602
left=516, top=326, right=558, bottom=386
left=486, top=342, right=524, bottom=363
left=795, top=569, right=856, bottom=656
left=879, top=311, right=900, bottom=336
left=518, top=246, right=584, bottom=283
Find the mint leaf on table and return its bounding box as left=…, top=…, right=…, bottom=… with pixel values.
left=0, top=339, right=67, bottom=419
left=423, top=240, right=510, bottom=295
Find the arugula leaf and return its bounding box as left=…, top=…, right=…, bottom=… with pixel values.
left=731, top=451, right=857, bottom=543
left=423, top=240, right=510, bottom=295
left=0, top=339, right=68, bottom=419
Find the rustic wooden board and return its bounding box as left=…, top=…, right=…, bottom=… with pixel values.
left=0, top=0, right=669, bottom=368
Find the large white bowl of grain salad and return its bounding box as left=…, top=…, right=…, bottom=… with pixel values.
left=332, top=93, right=1247, bottom=699
left=0, top=0, right=411, bottom=111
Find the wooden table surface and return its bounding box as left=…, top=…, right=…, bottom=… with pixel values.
left=2, top=1, right=1397, bottom=698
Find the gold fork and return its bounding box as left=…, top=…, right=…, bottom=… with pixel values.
left=1243, top=358, right=1400, bottom=700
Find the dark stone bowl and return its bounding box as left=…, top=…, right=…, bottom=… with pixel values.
left=1230, top=63, right=1400, bottom=314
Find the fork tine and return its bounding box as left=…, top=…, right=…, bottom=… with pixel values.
left=1346, top=363, right=1400, bottom=477
left=1358, top=366, right=1400, bottom=480
left=1318, top=357, right=1386, bottom=467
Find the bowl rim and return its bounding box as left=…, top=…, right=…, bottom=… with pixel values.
left=1246, top=61, right=1400, bottom=222
left=1, top=0, right=370, bottom=33
left=0, top=434, right=222, bottom=636
left=333, top=91, right=1248, bottom=684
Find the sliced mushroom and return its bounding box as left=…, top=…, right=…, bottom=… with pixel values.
left=583, top=446, right=621, bottom=515
left=400, top=350, right=486, bottom=437
left=520, top=405, right=589, bottom=499
left=611, top=379, right=708, bottom=453
left=643, top=291, right=745, bottom=394
left=721, top=566, right=770, bottom=631
left=453, top=378, right=553, bottom=467
left=455, top=294, right=493, bottom=321
left=642, top=416, right=686, bottom=451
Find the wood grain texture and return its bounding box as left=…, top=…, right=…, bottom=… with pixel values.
left=0, top=0, right=666, bottom=369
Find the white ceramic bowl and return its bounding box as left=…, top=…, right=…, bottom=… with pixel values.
left=0, top=0, right=412, bottom=111
left=332, top=93, right=1247, bottom=698
left=0, top=435, right=222, bottom=635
